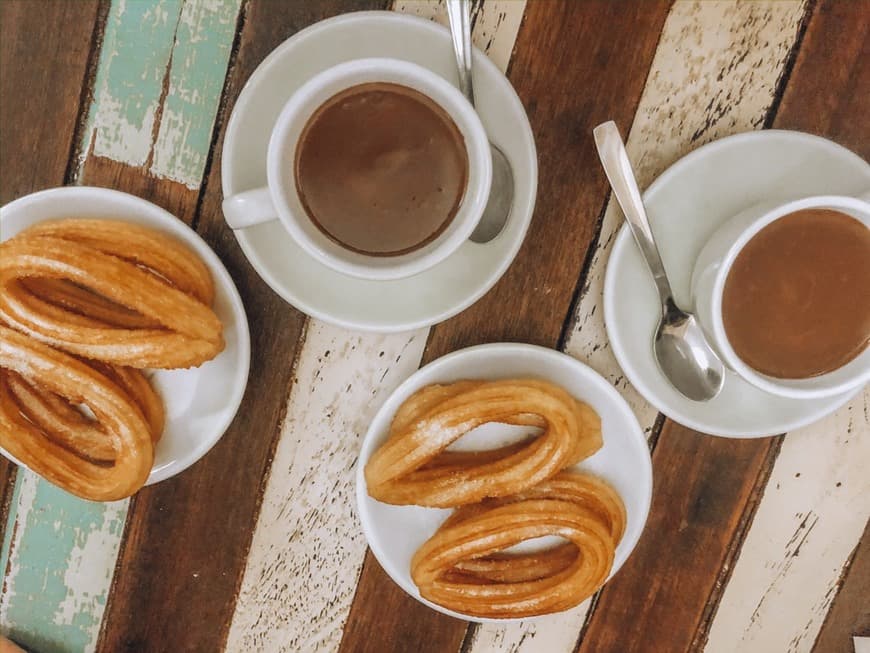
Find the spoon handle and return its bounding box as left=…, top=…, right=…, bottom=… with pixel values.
left=447, top=0, right=475, bottom=105
left=593, top=121, right=676, bottom=311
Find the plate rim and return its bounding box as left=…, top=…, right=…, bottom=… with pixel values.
left=603, top=129, right=868, bottom=438
left=220, top=10, right=538, bottom=333
left=0, top=185, right=252, bottom=485
left=355, top=341, right=653, bottom=623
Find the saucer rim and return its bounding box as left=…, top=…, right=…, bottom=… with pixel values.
left=221, top=10, right=538, bottom=333
left=603, top=129, right=868, bottom=438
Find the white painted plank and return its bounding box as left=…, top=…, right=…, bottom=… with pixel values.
left=703, top=391, right=870, bottom=653
left=223, top=2, right=526, bottom=651
left=466, top=2, right=809, bottom=652
left=224, top=322, right=426, bottom=652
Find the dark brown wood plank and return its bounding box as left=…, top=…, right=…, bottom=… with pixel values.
left=577, top=2, right=870, bottom=651
left=812, top=523, right=870, bottom=653
left=94, top=1, right=388, bottom=652
left=0, top=0, right=101, bottom=545
left=0, top=0, right=101, bottom=204
left=338, top=3, right=672, bottom=652
left=577, top=426, right=780, bottom=653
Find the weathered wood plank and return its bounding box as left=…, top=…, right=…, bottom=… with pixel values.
left=225, top=323, right=427, bottom=652
left=0, top=475, right=126, bottom=653
left=0, top=2, right=103, bottom=651
left=467, top=2, right=808, bottom=649
left=339, top=2, right=672, bottom=652
left=80, top=0, right=184, bottom=169
left=223, top=2, right=525, bottom=650
left=0, top=0, right=100, bottom=204
left=702, top=3, right=870, bottom=651
left=811, top=523, right=870, bottom=653
left=94, top=2, right=387, bottom=652
left=2, top=1, right=241, bottom=652
left=150, top=0, right=242, bottom=186
left=576, top=0, right=870, bottom=651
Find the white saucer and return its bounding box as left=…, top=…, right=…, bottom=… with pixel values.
left=0, top=187, right=251, bottom=485
left=356, top=343, right=652, bottom=622
left=221, top=11, right=537, bottom=333
left=604, top=131, right=870, bottom=438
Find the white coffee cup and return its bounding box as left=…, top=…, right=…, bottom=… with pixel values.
left=691, top=194, right=870, bottom=399
left=222, top=58, right=492, bottom=281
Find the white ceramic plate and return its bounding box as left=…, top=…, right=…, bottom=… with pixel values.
left=0, top=187, right=251, bottom=485
left=221, top=11, right=537, bottom=333
left=604, top=130, right=870, bottom=438
left=356, top=343, right=652, bottom=622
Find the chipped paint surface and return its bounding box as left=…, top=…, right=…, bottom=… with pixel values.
left=393, top=0, right=525, bottom=72
left=225, top=322, right=427, bottom=652
left=82, top=0, right=183, bottom=167
left=150, top=0, right=242, bottom=186
left=703, top=392, right=870, bottom=653
left=465, top=2, right=809, bottom=652
left=225, top=1, right=525, bottom=651
left=0, top=472, right=127, bottom=653
left=564, top=0, right=809, bottom=433
left=81, top=0, right=240, bottom=186
left=0, top=1, right=242, bottom=651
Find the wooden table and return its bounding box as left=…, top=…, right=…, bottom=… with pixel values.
left=1, top=1, right=867, bottom=652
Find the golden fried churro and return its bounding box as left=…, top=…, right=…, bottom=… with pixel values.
left=21, top=278, right=161, bottom=329
left=22, top=219, right=214, bottom=304
left=411, top=471, right=625, bottom=618
left=0, top=326, right=153, bottom=500
left=365, top=379, right=602, bottom=507
left=0, top=236, right=223, bottom=368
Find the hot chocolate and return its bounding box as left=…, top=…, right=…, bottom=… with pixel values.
left=722, top=208, right=870, bottom=378
left=294, top=82, right=468, bottom=256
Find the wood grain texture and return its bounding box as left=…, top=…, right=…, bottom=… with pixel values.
left=703, top=3, right=870, bottom=651
left=0, top=0, right=100, bottom=555
left=224, top=2, right=525, bottom=650
left=338, top=3, right=672, bottom=652
left=0, top=3, right=102, bottom=651
left=226, top=323, right=427, bottom=652
left=578, top=424, right=780, bottom=653
left=0, top=0, right=100, bottom=204
left=564, top=0, right=809, bottom=433
left=93, top=2, right=387, bottom=652
left=467, top=3, right=808, bottom=650
left=575, top=1, right=870, bottom=652
left=811, top=522, right=870, bottom=653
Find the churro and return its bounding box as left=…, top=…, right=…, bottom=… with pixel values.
left=365, top=379, right=602, bottom=507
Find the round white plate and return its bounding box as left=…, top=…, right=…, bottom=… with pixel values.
left=605, top=130, right=870, bottom=438
left=221, top=11, right=537, bottom=333
left=356, top=343, right=652, bottom=622
left=0, top=187, right=251, bottom=485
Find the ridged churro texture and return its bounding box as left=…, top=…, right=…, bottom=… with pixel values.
left=365, top=379, right=626, bottom=618
left=0, top=218, right=224, bottom=500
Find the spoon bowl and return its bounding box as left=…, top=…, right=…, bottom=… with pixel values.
left=594, top=121, right=724, bottom=402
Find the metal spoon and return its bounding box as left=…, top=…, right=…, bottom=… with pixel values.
left=447, top=0, right=514, bottom=243
left=593, top=121, right=724, bottom=402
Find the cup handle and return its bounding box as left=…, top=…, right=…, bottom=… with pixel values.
left=222, top=187, right=278, bottom=230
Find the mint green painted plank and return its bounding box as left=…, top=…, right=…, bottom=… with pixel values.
left=151, top=0, right=243, bottom=187
left=1, top=0, right=243, bottom=651
left=83, top=0, right=184, bottom=167
left=0, top=472, right=127, bottom=653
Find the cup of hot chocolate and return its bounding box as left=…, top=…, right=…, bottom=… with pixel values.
left=222, top=58, right=492, bottom=281
left=691, top=194, right=870, bottom=399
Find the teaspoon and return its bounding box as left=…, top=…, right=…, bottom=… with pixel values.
left=593, top=121, right=725, bottom=402
left=446, top=0, right=514, bottom=243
